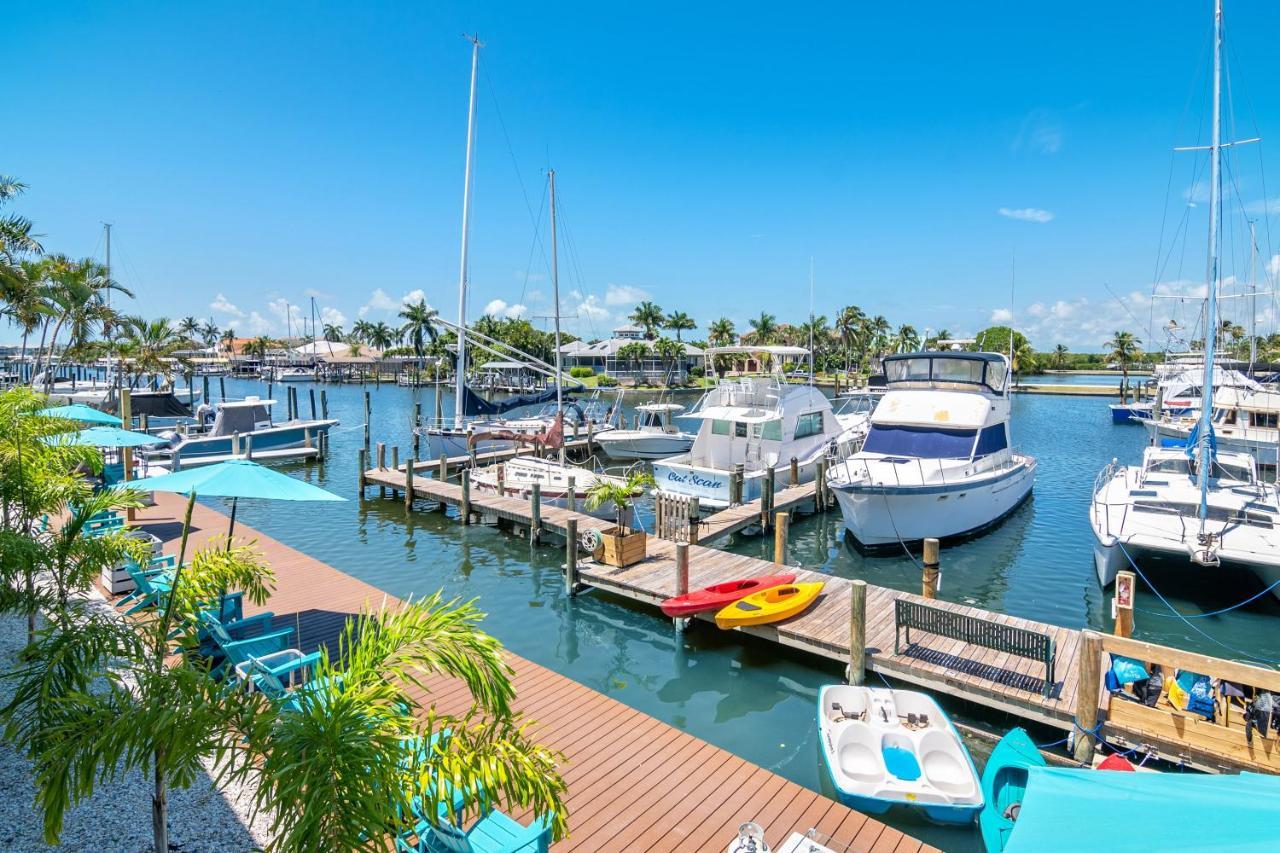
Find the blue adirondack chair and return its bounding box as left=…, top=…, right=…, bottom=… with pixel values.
left=118, top=555, right=178, bottom=614
left=199, top=611, right=297, bottom=677
left=84, top=515, right=127, bottom=536
left=397, top=809, right=550, bottom=853
left=239, top=651, right=339, bottom=713
left=402, top=731, right=469, bottom=820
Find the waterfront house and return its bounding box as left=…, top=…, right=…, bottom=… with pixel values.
left=558, top=324, right=705, bottom=384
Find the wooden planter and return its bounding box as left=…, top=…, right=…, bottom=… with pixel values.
left=595, top=526, right=647, bottom=567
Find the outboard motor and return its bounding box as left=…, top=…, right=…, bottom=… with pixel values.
left=195, top=403, right=215, bottom=428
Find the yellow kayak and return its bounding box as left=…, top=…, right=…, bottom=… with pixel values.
left=714, top=581, right=825, bottom=629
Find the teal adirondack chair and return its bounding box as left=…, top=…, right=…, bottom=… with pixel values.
left=398, top=809, right=550, bottom=853
left=240, top=651, right=339, bottom=712
left=84, top=515, right=127, bottom=536
left=402, top=731, right=468, bottom=820
left=199, top=612, right=297, bottom=678
left=118, top=555, right=178, bottom=614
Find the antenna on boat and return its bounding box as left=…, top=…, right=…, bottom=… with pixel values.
left=808, top=256, right=815, bottom=385
left=549, top=168, right=566, bottom=464
left=454, top=34, right=482, bottom=430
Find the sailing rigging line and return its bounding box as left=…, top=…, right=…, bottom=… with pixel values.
left=551, top=193, right=600, bottom=340
left=518, top=181, right=550, bottom=309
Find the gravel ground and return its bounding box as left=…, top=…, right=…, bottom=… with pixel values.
left=0, top=609, right=275, bottom=851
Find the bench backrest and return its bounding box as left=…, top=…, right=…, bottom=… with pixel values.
left=896, top=599, right=1050, bottom=660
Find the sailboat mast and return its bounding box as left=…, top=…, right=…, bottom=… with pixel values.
left=549, top=169, right=565, bottom=463
left=1197, top=0, right=1224, bottom=523
left=1248, top=219, right=1257, bottom=370
left=454, top=36, right=481, bottom=430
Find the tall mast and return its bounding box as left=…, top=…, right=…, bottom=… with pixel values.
left=808, top=257, right=815, bottom=385
left=1248, top=219, right=1257, bottom=370
left=454, top=35, right=481, bottom=429
left=549, top=169, right=565, bottom=463
left=104, top=222, right=112, bottom=310
left=1197, top=0, right=1224, bottom=526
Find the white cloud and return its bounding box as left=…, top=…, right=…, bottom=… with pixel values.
left=304, top=287, right=332, bottom=299
left=401, top=289, right=427, bottom=306
left=358, top=288, right=397, bottom=318
left=605, top=283, right=650, bottom=306
left=505, top=303, right=528, bottom=318
left=1025, top=302, right=1047, bottom=318
left=989, top=308, right=1014, bottom=324
left=245, top=311, right=273, bottom=335
left=481, top=299, right=528, bottom=319
left=209, top=293, right=245, bottom=319
left=482, top=299, right=507, bottom=316
left=577, top=295, right=609, bottom=321
left=998, top=207, right=1055, bottom=223
left=320, top=306, right=347, bottom=328
left=1012, top=108, right=1063, bottom=155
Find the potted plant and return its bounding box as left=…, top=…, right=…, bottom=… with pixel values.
left=584, top=471, right=654, bottom=567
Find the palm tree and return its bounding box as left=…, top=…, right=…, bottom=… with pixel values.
left=177, top=316, right=200, bottom=343
left=2, top=258, right=52, bottom=363
left=1052, top=344, right=1069, bottom=369
left=835, top=305, right=866, bottom=372
left=366, top=321, right=395, bottom=351
left=628, top=301, right=665, bottom=339
left=322, top=322, right=344, bottom=343
left=1105, top=330, right=1142, bottom=394
left=351, top=319, right=375, bottom=343
left=398, top=300, right=439, bottom=358
left=615, top=341, right=650, bottom=379
left=220, top=328, right=237, bottom=355
left=652, top=337, right=686, bottom=385
left=894, top=324, right=920, bottom=353
left=707, top=317, right=736, bottom=347
left=118, top=317, right=185, bottom=384
left=244, top=335, right=275, bottom=358
left=663, top=310, right=696, bottom=341
left=33, top=256, right=132, bottom=383
left=0, top=176, right=43, bottom=295
left=747, top=312, right=778, bottom=345
left=199, top=320, right=219, bottom=348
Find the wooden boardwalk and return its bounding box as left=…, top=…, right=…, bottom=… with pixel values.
left=694, top=481, right=822, bottom=544
left=123, top=492, right=932, bottom=853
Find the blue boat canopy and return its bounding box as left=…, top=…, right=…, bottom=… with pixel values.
left=1006, top=767, right=1280, bottom=851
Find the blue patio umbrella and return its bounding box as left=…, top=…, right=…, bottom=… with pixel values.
left=49, top=426, right=168, bottom=448
left=34, top=403, right=123, bottom=426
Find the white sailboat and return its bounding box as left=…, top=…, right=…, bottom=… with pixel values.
left=1090, top=0, right=1280, bottom=598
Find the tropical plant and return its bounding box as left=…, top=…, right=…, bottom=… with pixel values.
left=245, top=335, right=276, bottom=358
left=178, top=316, right=201, bottom=342
left=628, top=301, right=665, bottom=339
left=31, top=255, right=132, bottom=382
left=322, top=322, right=344, bottom=343
left=351, top=319, right=375, bottom=344
left=615, top=341, right=650, bottom=377
left=2, top=258, right=52, bottom=363
left=119, top=316, right=186, bottom=383
left=0, top=176, right=43, bottom=295
left=1052, top=344, right=1069, bottom=369
left=398, top=300, right=439, bottom=358
left=584, top=471, right=655, bottom=534
left=1104, top=330, right=1143, bottom=393
left=199, top=320, right=219, bottom=348
left=707, top=317, right=736, bottom=347
left=366, top=321, right=395, bottom=351
left=652, top=338, right=686, bottom=385
left=746, top=312, right=778, bottom=345
left=220, top=328, right=237, bottom=354
left=894, top=324, right=920, bottom=353
left=663, top=310, right=695, bottom=341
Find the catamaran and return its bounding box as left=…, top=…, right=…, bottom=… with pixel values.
left=651, top=345, right=867, bottom=508
left=825, top=351, right=1036, bottom=547
left=1089, top=0, right=1280, bottom=599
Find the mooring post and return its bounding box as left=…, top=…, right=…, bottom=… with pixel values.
left=376, top=442, right=386, bottom=470
left=244, top=434, right=254, bottom=460
left=219, top=376, right=226, bottom=401
left=438, top=452, right=448, bottom=482
left=364, top=390, right=371, bottom=445
left=1113, top=570, right=1135, bottom=638
left=774, top=511, right=789, bottom=564
left=405, top=452, right=415, bottom=508
left=761, top=469, right=775, bottom=530
left=232, top=431, right=241, bottom=457
left=731, top=463, right=744, bottom=506
left=790, top=455, right=799, bottom=485
left=922, top=537, right=940, bottom=599
left=688, top=496, right=701, bottom=544
left=460, top=468, right=471, bottom=525
left=321, top=389, right=329, bottom=419
left=357, top=447, right=367, bottom=496
left=587, top=419, right=594, bottom=449
left=676, top=542, right=689, bottom=596
left=303, top=427, right=312, bottom=450
left=565, top=518, right=578, bottom=596
left=530, top=482, right=542, bottom=544
left=1074, top=630, right=1102, bottom=764
left=391, top=445, right=399, bottom=470
left=309, top=388, right=317, bottom=420
left=814, top=457, right=826, bottom=512
left=413, top=401, right=422, bottom=456
left=202, top=374, right=210, bottom=405
left=567, top=476, right=576, bottom=514
left=848, top=579, right=867, bottom=685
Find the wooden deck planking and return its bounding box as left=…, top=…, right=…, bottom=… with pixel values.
left=693, top=481, right=821, bottom=544
left=123, top=492, right=928, bottom=853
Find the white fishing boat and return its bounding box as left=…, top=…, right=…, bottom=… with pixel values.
left=594, top=402, right=695, bottom=460
left=1143, top=385, right=1279, bottom=465
left=1089, top=0, right=1280, bottom=600
left=270, top=366, right=316, bottom=382
left=818, top=685, right=983, bottom=825
left=138, top=396, right=338, bottom=466
left=826, top=352, right=1035, bottom=547
left=651, top=346, right=863, bottom=508
left=1111, top=363, right=1258, bottom=424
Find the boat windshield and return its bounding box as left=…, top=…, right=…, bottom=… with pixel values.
left=883, top=354, right=1007, bottom=393
left=862, top=424, right=976, bottom=459
left=1144, top=456, right=1254, bottom=483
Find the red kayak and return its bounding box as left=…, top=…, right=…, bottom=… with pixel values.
left=660, top=573, right=798, bottom=618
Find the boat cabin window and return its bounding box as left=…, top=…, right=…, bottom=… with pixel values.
left=761, top=419, right=782, bottom=441
left=1252, top=411, right=1279, bottom=429
left=886, top=358, right=933, bottom=383
left=712, top=419, right=732, bottom=436
left=735, top=422, right=748, bottom=438
left=883, top=354, right=1007, bottom=393
left=1145, top=456, right=1254, bottom=483
left=933, top=358, right=986, bottom=386
left=793, top=411, right=824, bottom=440
left=973, top=424, right=1008, bottom=457
left=862, top=424, right=977, bottom=459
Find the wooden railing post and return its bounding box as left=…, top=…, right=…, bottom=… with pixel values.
left=460, top=468, right=471, bottom=525
left=565, top=518, right=578, bottom=596
left=848, top=580, right=867, bottom=685
left=530, top=483, right=542, bottom=544
left=774, top=511, right=789, bottom=564
left=922, top=537, right=940, bottom=599
left=1073, top=630, right=1103, bottom=764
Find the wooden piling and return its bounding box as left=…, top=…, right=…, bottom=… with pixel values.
left=774, top=511, right=789, bottom=565
left=438, top=452, right=448, bottom=481
left=232, top=431, right=241, bottom=457
left=434, top=381, right=443, bottom=423
left=309, top=388, right=317, bottom=420
left=566, top=476, right=576, bottom=514
left=1113, top=570, right=1135, bottom=639
left=922, top=537, right=940, bottom=599
left=675, top=543, right=689, bottom=596
left=244, top=434, right=254, bottom=460
left=413, top=402, right=422, bottom=456
left=405, top=453, right=414, bottom=508
left=1073, top=630, right=1102, bottom=764
left=530, top=483, right=542, bottom=544
left=202, top=374, right=210, bottom=405
left=304, top=427, right=312, bottom=450
left=688, top=496, right=700, bottom=544
left=357, top=447, right=367, bottom=496
left=790, top=456, right=799, bottom=485
left=848, top=579, right=867, bottom=685
left=460, top=469, right=471, bottom=525
left=364, top=390, right=371, bottom=444
left=219, top=376, right=226, bottom=401
left=391, top=445, right=399, bottom=471
left=376, top=442, right=386, bottom=470
left=730, top=464, right=744, bottom=506
left=761, top=469, right=775, bottom=530
left=565, top=518, right=578, bottom=596
left=321, top=389, right=329, bottom=419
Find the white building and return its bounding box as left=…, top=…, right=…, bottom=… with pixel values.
left=558, top=324, right=705, bottom=383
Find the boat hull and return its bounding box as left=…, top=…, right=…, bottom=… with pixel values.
left=979, top=727, right=1044, bottom=852
left=150, top=420, right=337, bottom=461
left=653, top=456, right=819, bottom=509
left=831, top=459, right=1035, bottom=547
left=594, top=431, right=694, bottom=461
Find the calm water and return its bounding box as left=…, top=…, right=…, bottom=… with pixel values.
left=207, top=378, right=1279, bottom=852
left=1020, top=372, right=1135, bottom=386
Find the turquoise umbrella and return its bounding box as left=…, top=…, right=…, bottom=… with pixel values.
left=122, top=458, right=345, bottom=539
left=34, top=403, right=122, bottom=426
left=48, top=426, right=167, bottom=447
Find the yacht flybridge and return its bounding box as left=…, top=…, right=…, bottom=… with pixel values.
left=651, top=346, right=867, bottom=508
left=826, top=352, right=1035, bottom=547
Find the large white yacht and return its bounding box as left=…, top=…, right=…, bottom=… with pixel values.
left=1143, top=385, right=1278, bottom=465
left=651, top=346, right=866, bottom=508
left=826, top=352, right=1035, bottom=547
left=1110, top=362, right=1258, bottom=424
left=1090, top=446, right=1280, bottom=593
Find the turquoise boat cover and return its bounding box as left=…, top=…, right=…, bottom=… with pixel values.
left=1007, top=768, right=1280, bottom=851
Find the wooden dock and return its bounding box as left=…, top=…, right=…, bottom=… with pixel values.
left=693, top=480, right=822, bottom=544
left=122, top=493, right=932, bottom=852
left=366, top=463, right=1280, bottom=776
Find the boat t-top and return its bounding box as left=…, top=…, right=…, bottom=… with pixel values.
left=651, top=345, right=865, bottom=508
left=594, top=401, right=695, bottom=461
left=138, top=396, right=338, bottom=467
left=826, top=351, right=1036, bottom=547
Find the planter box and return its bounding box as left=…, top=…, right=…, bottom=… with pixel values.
left=595, top=526, right=647, bottom=567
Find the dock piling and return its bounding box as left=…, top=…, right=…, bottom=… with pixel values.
left=357, top=447, right=367, bottom=496
left=565, top=518, right=578, bottom=596
left=1113, top=571, right=1135, bottom=638
left=309, top=388, right=317, bottom=420
left=1073, top=630, right=1102, bottom=764
left=774, top=511, right=789, bottom=564
left=438, top=453, right=448, bottom=482
left=219, top=376, right=226, bottom=401
left=202, top=375, right=210, bottom=406
left=731, top=464, right=744, bottom=506
left=460, top=469, right=471, bottom=525
left=376, top=442, right=386, bottom=469
left=244, top=434, right=253, bottom=460
left=413, top=402, right=422, bottom=456
left=790, top=456, right=799, bottom=485
left=815, top=458, right=827, bottom=510
left=760, top=469, right=775, bottom=530
left=232, top=431, right=241, bottom=457
left=391, top=445, right=399, bottom=471
left=688, top=496, right=700, bottom=544
left=922, top=538, right=940, bottom=599
left=675, top=542, right=689, bottom=596
left=405, top=453, right=414, bottom=508
left=321, top=389, right=328, bottom=419
left=530, top=483, right=542, bottom=544
left=848, top=580, right=867, bottom=685
left=567, top=476, right=576, bottom=513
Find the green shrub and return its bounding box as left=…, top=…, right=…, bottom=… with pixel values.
left=568, top=366, right=595, bottom=378
left=688, top=366, right=704, bottom=379
left=597, top=375, right=619, bottom=387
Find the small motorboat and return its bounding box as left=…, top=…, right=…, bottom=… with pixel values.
left=660, top=572, right=797, bottom=618
left=714, top=581, right=823, bottom=629
left=594, top=402, right=695, bottom=461
left=978, top=727, right=1043, bottom=851
left=819, top=685, right=983, bottom=826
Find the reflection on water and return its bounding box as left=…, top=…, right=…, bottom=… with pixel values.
left=212, top=379, right=1279, bottom=852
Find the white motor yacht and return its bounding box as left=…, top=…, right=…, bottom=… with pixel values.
left=826, top=352, right=1035, bottom=547
left=1111, top=363, right=1258, bottom=424
left=594, top=402, right=695, bottom=461
left=270, top=366, right=316, bottom=382
left=1143, top=385, right=1279, bottom=466
left=651, top=346, right=862, bottom=508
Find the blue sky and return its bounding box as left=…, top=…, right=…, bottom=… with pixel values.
left=8, top=1, right=1280, bottom=350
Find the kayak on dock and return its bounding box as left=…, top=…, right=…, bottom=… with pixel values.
left=819, top=685, right=983, bottom=826
left=979, top=727, right=1043, bottom=852
left=660, top=572, right=797, bottom=618
left=714, top=581, right=823, bottom=629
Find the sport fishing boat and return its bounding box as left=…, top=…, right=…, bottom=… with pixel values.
left=1109, top=362, right=1258, bottom=424
left=594, top=402, right=695, bottom=460
left=826, top=351, right=1036, bottom=548
left=651, top=345, right=864, bottom=508
left=819, top=684, right=983, bottom=825
left=138, top=396, right=338, bottom=467
left=1090, top=0, right=1280, bottom=600
left=1143, top=384, right=1279, bottom=465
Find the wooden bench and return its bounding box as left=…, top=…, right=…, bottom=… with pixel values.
left=894, top=599, right=1056, bottom=697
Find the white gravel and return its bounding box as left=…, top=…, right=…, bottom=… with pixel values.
left=0, top=609, right=275, bottom=851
